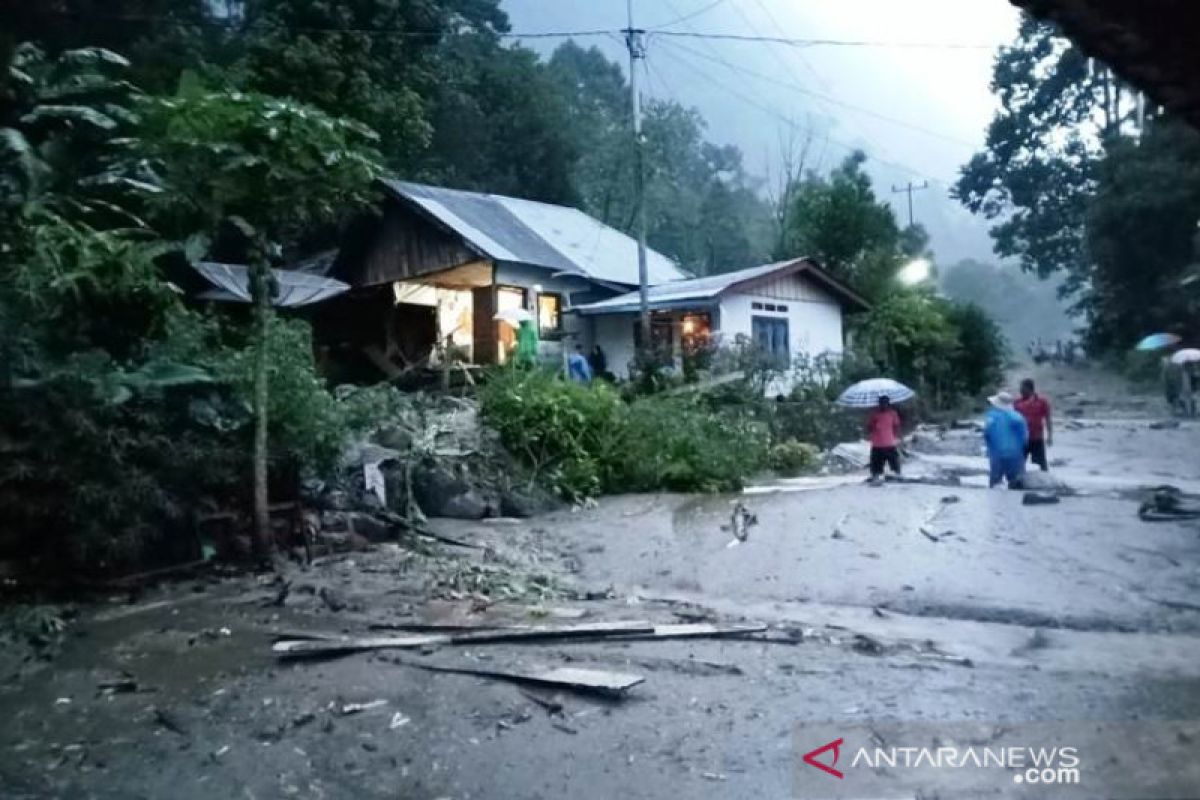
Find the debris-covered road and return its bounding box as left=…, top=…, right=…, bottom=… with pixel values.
left=3, top=365, right=1200, bottom=799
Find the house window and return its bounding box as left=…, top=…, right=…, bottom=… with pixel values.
left=752, top=316, right=789, bottom=365
left=538, top=293, right=562, bottom=337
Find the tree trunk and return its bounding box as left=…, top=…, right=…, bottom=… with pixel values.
left=251, top=257, right=272, bottom=562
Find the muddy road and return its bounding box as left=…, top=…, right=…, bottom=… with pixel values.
left=2, top=364, right=1200, bottom=799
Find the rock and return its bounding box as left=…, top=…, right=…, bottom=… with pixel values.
left=500, top=490, right=540, bottom=518
left=374, top=425, right=414, bottom=451
left=346, top=512, right=392, bottom=543
left=412, top=461, right=487, bottom=519
left=1149, top=419, right=1181, bottom=430
left=321, top=511, right=350, bottom=533
left=441, top=490, right=489, bottom=520
left=323, top=490, right=352, bottom=511
left=1020, top=471, right=1071, bottom=492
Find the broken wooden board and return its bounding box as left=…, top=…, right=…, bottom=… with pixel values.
left=619, top=623, right=767, bottom=640
left=419, top=664, right=645, bottom=698
left=273, top=620, right=655, bottom=658
left=273, top=621, right=768, bottom=659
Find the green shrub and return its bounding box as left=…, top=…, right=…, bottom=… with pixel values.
left=768, top=440, right=820, bottom=476
left=480, top=368, right=769, bottom=498
left=616, top=396, right=770, bottom=493
left=480, top=367, right=626, bottom=500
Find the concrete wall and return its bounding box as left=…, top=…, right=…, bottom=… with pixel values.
left=581, top=271, right=847, bottom=382
left=720, top=288, right=845, bottom=359
left=591, top=314, right=639, bottom=379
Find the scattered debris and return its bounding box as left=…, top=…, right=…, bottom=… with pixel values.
left=389, top=712, right=411, bottom=730
left=97, top=671, right=138, bottom=695
left=341, top=699, right=388, bottom=716
left=153, top=707, right=189, bottom=736
left=701, top=772, right=728, bottom=782
left=851, top=634, right=887, bottom=656
left=520, top=689, right=565, bottom=716
left=725, top=501, right=757, bottom=547
left=551, top=721, right=579, bottom=735
left=274, top=621, right=765, bottom=659
left=418, top=664, right=645, bottom=698
left=1022, top=492, right=1061, bottom=506
left=940, top=494, right=961, bottom=504
left=918, top=527, right=956, bottom=543
left=1149, top=419, right=1181, bottom=430
left=1138, top=487, right=1200, bottom=521
left=831, top=513, right=850, bottom=540
left=318, top=586, right=348, bottom=612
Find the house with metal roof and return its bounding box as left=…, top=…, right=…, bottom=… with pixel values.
left=323, top=180, right=686, bottom=376
left=573, top=258, right=870, bottom=381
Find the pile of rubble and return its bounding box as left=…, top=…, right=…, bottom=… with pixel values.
left=304, top=393, right=557, bottom=553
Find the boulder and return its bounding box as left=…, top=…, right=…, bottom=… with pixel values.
left=346, top=511, right=393, bottom=543
left=413, top=460, right=488, bottom=519
left=500, top=488, right=550, bottom=518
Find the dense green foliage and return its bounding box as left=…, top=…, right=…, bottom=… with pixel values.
left=0, top=39, right=383, bottom=571
left=479, top=368, right=770, bottom=499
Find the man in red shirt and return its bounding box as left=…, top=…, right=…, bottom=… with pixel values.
left=1014, top=378, right=1053, bottom=471
left=866, top=395, right=903, bottom=482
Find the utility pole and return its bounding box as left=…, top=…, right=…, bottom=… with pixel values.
left=891, top=180, right=929, bottom=228
left=625, top=0, right=650, bottom=347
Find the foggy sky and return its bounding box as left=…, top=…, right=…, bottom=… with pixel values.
left=501, top=0, right=1022, bottom=266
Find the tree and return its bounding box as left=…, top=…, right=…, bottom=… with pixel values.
left=1082, top=117, right=1200, bottom=351
left=135, top=86, right=383, bottom=560
left=423, top=37, right=579, bottom=203
left=778, top=151, right=906, bottom=300
left=953, top=14, right=1133, bottom=290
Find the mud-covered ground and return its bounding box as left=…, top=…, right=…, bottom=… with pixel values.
left=2, top=363, right=1199, bottom=799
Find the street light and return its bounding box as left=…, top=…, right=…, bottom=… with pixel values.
left=897, top=258, right=932, bottom=286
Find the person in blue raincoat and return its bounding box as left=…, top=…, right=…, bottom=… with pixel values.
left=984, top=391, right=1028, bottom=489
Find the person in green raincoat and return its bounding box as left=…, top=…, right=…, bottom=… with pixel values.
left=515, top=318, right=539, bottom=367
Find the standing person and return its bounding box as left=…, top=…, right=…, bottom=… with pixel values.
left=567, top=344, right=593, bottom=383
left=866, top=395, right=902, bottom=484
left=1014, top=378, right=1053, bottom=471
left=1182, top=363, right=1197, bottom=418
left=1163, top=356, right=1182, bottom=414
left=984, top=391, right=1029, bottom=489
left=588, top=344, right=609, bottom=381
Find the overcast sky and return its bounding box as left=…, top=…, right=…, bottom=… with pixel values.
left=501, top=0, right=1023, bottom=266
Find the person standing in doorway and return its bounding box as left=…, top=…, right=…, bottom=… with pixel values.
left=588, top=344, right=609, bottom=381
left=866, top=395, right=902, bottom=484
left=984, top=391, right=1029, bottom=489
left=1014, top=378, right=1053, bottom=471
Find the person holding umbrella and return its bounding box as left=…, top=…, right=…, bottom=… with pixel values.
left=836, top=378, right=915, bottom=484
left=866, top=395, right=903, bottom=483
left=984, top=391, right=1029, bottom=489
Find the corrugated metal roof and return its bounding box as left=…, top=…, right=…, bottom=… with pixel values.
left=573, top=260, right=797, bottom=314
left=381, top=180, right=685, bottom=287
left=573, top=258, right=870, bottom=315
left=194, top=262, right=350, bottom=307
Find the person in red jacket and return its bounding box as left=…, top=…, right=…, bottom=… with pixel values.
left=1014, top=378, right=1053, bottom=471
left=866, top=395, right=903, bottom=483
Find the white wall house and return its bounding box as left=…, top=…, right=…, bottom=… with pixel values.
left=572, top=259, right=870, bottom=384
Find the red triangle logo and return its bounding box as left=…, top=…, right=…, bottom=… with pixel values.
left=803, top=737, right=845, bottom=779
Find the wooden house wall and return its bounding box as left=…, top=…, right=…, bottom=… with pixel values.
left=347, top=199, right=480, bottom=286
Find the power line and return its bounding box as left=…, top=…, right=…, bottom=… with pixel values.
left=650, top=40, right=954, bottom=185
left=745, top=0, right=831, bottom=93
left=654, top=31, right=995, bottom=49
left=659, top=37, right=977, bottom=149
left=650, top=0, right=730, bottom=31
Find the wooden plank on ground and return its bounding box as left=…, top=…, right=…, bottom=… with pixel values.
left=419, top=664, right=645, bottom=697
